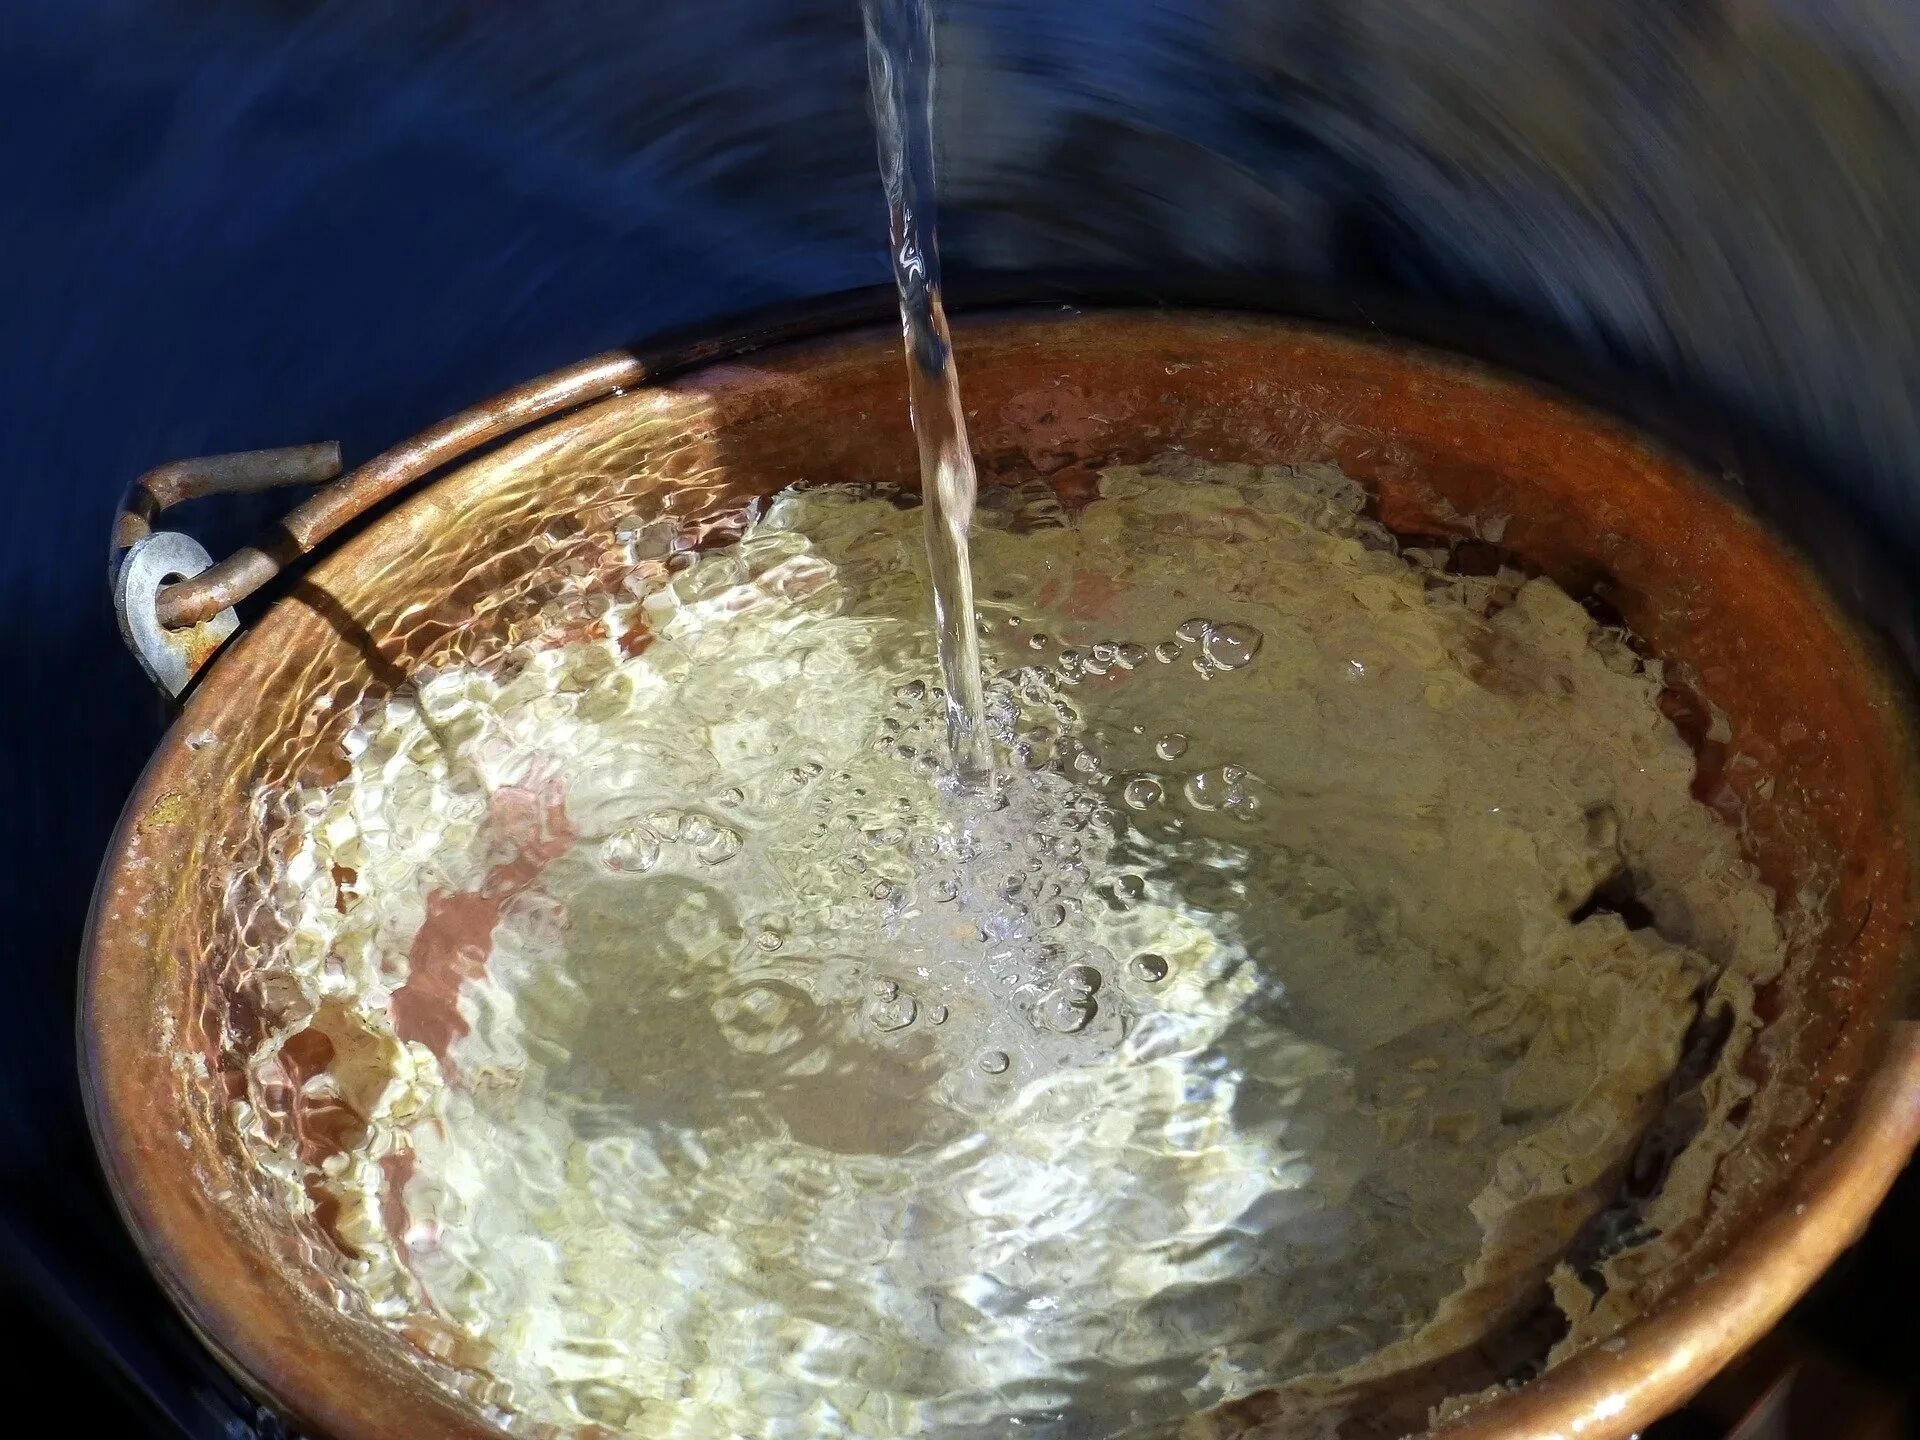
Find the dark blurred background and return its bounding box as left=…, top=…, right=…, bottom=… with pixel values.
left=4, top=1, right=1918, bottom=1434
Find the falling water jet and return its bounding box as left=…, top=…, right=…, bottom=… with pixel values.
left=861, top=0, right=993, bottom=782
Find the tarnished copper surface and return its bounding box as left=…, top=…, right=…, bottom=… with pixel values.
left=82, top=310, right=1920, bottom=1440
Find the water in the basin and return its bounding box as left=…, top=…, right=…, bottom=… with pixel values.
left=862, top=0, right=992, bottom=780
left=247, top=456, right=1787, bottom=1437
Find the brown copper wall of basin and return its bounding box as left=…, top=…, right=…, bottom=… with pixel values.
left=83, top=309, right=1920, bottom=1440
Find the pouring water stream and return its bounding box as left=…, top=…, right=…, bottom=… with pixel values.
left=862, top=0, right=993, bottom=781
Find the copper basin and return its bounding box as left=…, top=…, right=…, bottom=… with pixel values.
left=84, top=306, right=1920, bottom=1440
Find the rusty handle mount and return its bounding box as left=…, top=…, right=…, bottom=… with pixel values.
left=110, top=352, right=648, bottom=697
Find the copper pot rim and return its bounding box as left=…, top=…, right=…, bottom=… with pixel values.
left=83, top=298, right=1920, bottom=1440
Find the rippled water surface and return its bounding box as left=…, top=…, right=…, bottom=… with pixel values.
left=236, top=457, right=1785, bottom=1437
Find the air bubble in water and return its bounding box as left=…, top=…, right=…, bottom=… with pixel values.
left=867, top=988, right=918, bottom=1032
left=1130, top=953, right=1170, bottom=984
left=603, top=826, right=661, bottom=873
left=894, top=679, right=927, bottom=702
left=1060, top=964, right=1102, bottom=994
left=1114, top=873, right=1146, bottom=903
left=1175, top=618, right=1212, bottom=644
left=978, top=1050, right=1011, bottom=1074
left=1153, top=641, right=1183, bottom=663
left=1122, top=775, right=1164, bottom=810
left=1184, top=770, right=1225, bottom=811
left=1202, top=622, right=1262, bottom=670
left=694, top=825, right=744, bottom=866
left=1039, top=991, right=1096, bottom=1033
left=1155, top=734, right=1189, bottom=761
left=928, top=1004, right=949, bottom=1025
left=1184, top=764, right=1255, bottom=814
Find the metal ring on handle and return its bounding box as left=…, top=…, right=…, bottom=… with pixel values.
left=109, top=443, right=346, bottom=698
left=115, top=532, right=241, bottom=698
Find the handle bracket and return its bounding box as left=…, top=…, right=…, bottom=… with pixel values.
left=112, top=444, right=343, bottom=697
left=108, top=351, right=648, bottom=696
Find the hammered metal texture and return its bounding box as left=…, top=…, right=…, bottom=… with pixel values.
left=82, top=312, right=1920, bottom=1440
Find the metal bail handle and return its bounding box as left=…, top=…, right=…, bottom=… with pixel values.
left=106, top=349, right=653, bottom=698
left=111, top=443, right=344, bottom=698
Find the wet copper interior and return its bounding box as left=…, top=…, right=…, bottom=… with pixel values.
left=83, top=311, right=1920, bottom=1440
